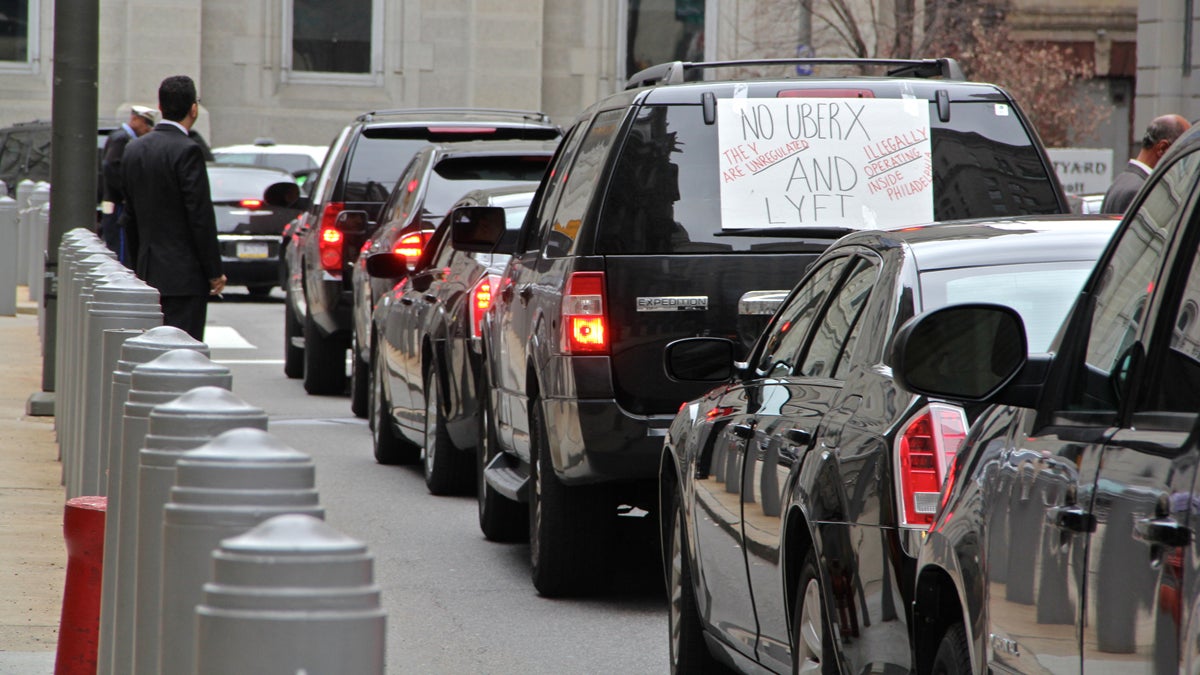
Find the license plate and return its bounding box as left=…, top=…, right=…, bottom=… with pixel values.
left=236, top=242, right=269, bottom=259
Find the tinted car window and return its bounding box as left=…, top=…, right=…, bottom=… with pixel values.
left=799, top=258, right=876, bottom=378
left=423, top=156, right=549, bottom=216
left=541, top=110, right=625, bottom=258
left=756, top=257, right=851, bottom=377
left=208, top=167, right=293, bottom=203
left=919, top=261, right=1095, bottom=352
left=344, top=135, right=430, bottom=203
left=1071, top=154, right=1200, bottom=412
left=594, top=101, right=1061, bottom=255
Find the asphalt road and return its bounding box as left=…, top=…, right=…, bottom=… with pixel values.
left=205, top=290, right=669, bottom=674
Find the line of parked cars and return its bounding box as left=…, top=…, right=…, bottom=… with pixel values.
left=283, top=58, right=1200, bottom=674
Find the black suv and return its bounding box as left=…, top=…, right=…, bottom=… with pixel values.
left=287, top=109, right=561, bottom=394
left=896, top=126, right=1200, bottom=673
left=475, top=58, right=1069, bottom=596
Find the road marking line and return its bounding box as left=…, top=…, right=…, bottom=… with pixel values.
left=204, top=325, right=256, bottom=349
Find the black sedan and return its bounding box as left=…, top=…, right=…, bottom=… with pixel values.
left=366, top=186, right=534, bottom=496
left=208, top=163, right=302, bottom=296
left=660, top=215, right=1118, bottom=674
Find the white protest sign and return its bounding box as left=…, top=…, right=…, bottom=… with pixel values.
left=717, top=98, right=933, bottom=229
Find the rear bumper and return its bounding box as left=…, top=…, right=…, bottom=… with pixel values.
left=542, top=396, right=672, bottom=484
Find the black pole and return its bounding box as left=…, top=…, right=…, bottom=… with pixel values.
left=28, top=0, right=100, bottom=416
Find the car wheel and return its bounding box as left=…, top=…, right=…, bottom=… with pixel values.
left=303, top=312, right=347, bottom=395
left=793, top=549, right=835, bottom=675
left=528, top=398, right=610, bottom=597
left=476, top=367, right=527, bottom=542
left=667, top=486, right=726, bottom=673
left=931, top=623, right=971, bottom=675
left=371, top=347, right=419, bottom=465
left=422, top=366, right=471, bottom=495
left=349, top=333, right=369, bottom=418
left=283, top=303, right=304, bottom=379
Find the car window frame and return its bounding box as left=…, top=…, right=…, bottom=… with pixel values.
left=752, top=254, right=856, bottom=379
left=798, top=255, right=880, bottom=380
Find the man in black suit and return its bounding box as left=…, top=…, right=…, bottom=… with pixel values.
left=121, top=75, right=226, bottom=340
left=99, top=104, right=157, bottom=264
left=1101, top=114, right=1191, bottom=214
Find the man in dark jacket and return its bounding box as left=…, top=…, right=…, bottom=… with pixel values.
left=1100, top=114, right=1191, bottom=214
left=121, top=75, right=226, bottom=340
left=99, top=104, right=158, bottom=263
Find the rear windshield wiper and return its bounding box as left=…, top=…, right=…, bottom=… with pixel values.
left=714, top=226, right=858, bottom=240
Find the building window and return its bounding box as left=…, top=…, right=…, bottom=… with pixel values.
left=625, top=0, right=705, bottom=79
left=0, top=0, right=38, bottom=71
left=283, top=0, right=381, bottom=84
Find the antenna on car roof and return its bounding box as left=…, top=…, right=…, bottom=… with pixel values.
left=624, top=58, right=964, bottom=90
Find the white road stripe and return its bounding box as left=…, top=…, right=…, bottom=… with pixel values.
left=204, top=325, right=256, bottom=349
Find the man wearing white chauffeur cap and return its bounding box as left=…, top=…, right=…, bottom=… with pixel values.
left=99, top=104, right=160, bottom=263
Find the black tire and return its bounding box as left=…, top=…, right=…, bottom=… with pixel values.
left=528, top=399, right=611, bottom=597
left=283, top=303, right=304, bottom=379
left=349, top=333, right=369, bottom=418
left=247, top=284, right=273, bottom=297
left=793, top=549, right=835, bottom=675
left=422, top=366, right=472, bottom=495
left=371, top=347, right=420, bottom=465
left=303, top=312, right=347, bottom=395
left=476, top=367, right=526, bottom=542
left=667, top=486, right=727, bottom=673
left=931, top=623, right=971, bottom=675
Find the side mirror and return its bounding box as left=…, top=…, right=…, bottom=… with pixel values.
left=450, top=206, right=507, bottom=253
left=335, top=210, right=369, bottom=236
left=263, top=181, right=301, bottom=208
left=665, top=337, right=736, bottom=382
left=891, top=304, right=1028, bottom=402
left=365, top=252, right=409, bottom=279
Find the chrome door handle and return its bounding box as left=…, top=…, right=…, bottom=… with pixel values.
left=1134, top=517, right=1191, bottom=547
left=1046, top=505, right=1096, bottom=533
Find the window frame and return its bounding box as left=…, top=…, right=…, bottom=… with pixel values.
left=281, top=0, right=383, bottom=86
left=0, top=0, right=38, bottom=74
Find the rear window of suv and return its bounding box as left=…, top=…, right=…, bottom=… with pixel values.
left=343, top=126, right=561, bottom=204
left=593, top=101, right=1061, bottom=254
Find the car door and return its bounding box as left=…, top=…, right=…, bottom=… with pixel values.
left=1081, top=153, right=1200, bottom=671
left=744, top=255, right=880, bottom=671
left=982, top=146, right=1200, bottom=674
left=692, top=255, right=855, bottom=661
left=394, top=225, right=452, bottom=433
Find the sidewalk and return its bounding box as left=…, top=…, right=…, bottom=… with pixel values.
left=0, top=290, right=65, bottom=672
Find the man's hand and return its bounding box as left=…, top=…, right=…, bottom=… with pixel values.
left=209, top=275, right=227, bottom=296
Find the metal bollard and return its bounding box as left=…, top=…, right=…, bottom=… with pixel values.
left=0, top=194, right=17, bottom=315
left=97, top=329, right=209, bottom=675
left=32, top=200, right=50, bottom=302
left=15, top=178, right=35, bottom=283
left=133, top=388, right=269, bottom=675
left=106, top=352, right=232, bottom=675
left=62, top=260, right=128, bottom=482
left=196, top=514, right=386, bottom=675
left=26, top=181, right=50, bottom=294
left=58, top=246, right=119, bottom=448
left=55, top=236, right=111, bottom=412
left=70, top=276, right=162, bottom=497
left=160, top=428, right=323, bottom=674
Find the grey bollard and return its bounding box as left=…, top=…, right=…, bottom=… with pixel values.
left=0, top=179, right=7, bottom=196
left=98, top=329, right=209, bottom=675
left=133, top=388, right=269, bottom=675
left=25, top=182, right=49, bottom=294
left=196, top=514, right=386, bottom=675
left=62, top=260, right=128, bottom=481
left=107, top=353, right=233, bottom=675
left=0, top=195, right=17, bottom=315
left=160, top=429, right=323, bottom=674
left=55, top=237, right=111, bottom=409
left=32, top=201, right=49, bottom=302
left=71, top=276, right=162, bottom=497
left=14, top=178, right=34, bottom=283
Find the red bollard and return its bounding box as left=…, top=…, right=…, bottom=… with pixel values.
left=55, top=496, right=107, bottom=675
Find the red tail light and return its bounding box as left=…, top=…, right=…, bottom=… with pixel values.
left=317, top=202, right=346, bottom=272
left=470, top=274, right=500, bottom=339
left=561, top=272, right=607, bottom=354
left=393, top=232, right=425, bottom=259
left=239, top=198, right=263, bottom=209
left=895, top=403, right=967, bottom=529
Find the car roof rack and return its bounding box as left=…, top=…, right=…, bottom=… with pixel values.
left=357, top=108, right=554, bottom=124
left=625, top=57, right=964, bottom=90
